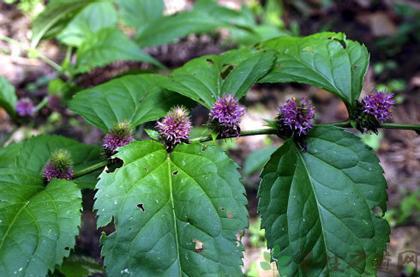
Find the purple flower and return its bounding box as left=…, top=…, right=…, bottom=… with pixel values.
left=103, top=122, right=134, bottom=155
left=16, top=98, right=35, bottom=117
left=156, top=106, right=191, bottom=150
left=209, top=95, right=245, bottom=137
left=361, top=92, right=394, bottom=122
left=278, top=97, right=315, bottom=136
left=43, top=149, right=73, bottom=182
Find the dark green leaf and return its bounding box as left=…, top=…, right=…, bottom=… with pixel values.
left=58, top=1, right=117, bottom=47
left=0, top=177, right=81, bottom=276
left=76, top=28, right=162, bottom=73
left=259, top=33, right=369, bottom=105
left=31, top=0, right=89, bottom=47
left=136, top=0, right=253, bottom=47
left=258, top=126, right=389, bottom=276
left=54, top=255, right=104, bottom=277
left=0, top=76, right=17, bottom=117
left=243, top=145, right=277, bottom=176
left=0, top=135, right=102, bottom=189
left=69, top=74, right=183, bottom=131
left=95, top=141, right=248, bottom=275
left=118, top=0, right=164, bottom=31
left=161, top=48, right=276, bottom=108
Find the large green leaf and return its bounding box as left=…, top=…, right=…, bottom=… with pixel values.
left=69, top=74, right=184, bottom=131
left=0, top=76, right=17, bottom=117
left=0, top=176, right=81, bottom=276
left=58, top=1, right=117, bottom=47
left=95, top=141, right=248, bottom=275
left=259, top=33, right=369, bottom=105
left=135, top=0, right=253, bottom=47
left=118, top=0, right=164, bottom=31
left=0, top=135, right=102, bottom=189
left=31, top=0, right=90, bottom=47
left=161, top=48, right=276, bottom=108
left=243, top=145, right=277, bottom=176
left=258, top=126, right=389, bottom=276
left=76, top=28, right=162, bottom=73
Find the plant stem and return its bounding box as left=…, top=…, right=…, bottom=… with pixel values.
left=34, top=97, right=49, bottom=112
left=73, top=160, right=108, bottom=179
left=380, top=123, right=420, bottom=131
left=0, top=34, right=62, bottom=72
left=72, top=121, right=419, bottom=178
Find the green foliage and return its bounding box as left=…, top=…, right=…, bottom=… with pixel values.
left=95, top=141, right=247, bottom=275
left=161, top=48, right=276, bottom=108
left=260, top=32, right=369, bottom=106
left=386, top=191, right=420, bottom=226
left=75, top=28, right=162, bottom=73
left=0, top=76, right=17, bottom=117
left=243, top=145, right=277, bottom=176
left=53, top=255, right=104, bottom=276
left=69, top=74, right=184, bottom=131
left=31, top=0, right=90, bottom=47
left=118, top=0, right=164, bottom=31
left=135, top=0, right=253, bottom=47
left=58, top=1, right=117, bottom=47
left=258, top=126, right=389, bottom=275
left=0, top=135, right=102, bottom=189
left=0, top=178, right=81, bottom=276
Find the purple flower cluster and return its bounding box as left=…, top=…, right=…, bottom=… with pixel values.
left=43, top=149, right=73, bottom=182
left=103, top=122, right=134, bottom=155
left=361, top=92, right=394, bottom=122
left=278, top=97, right=315, bottom=136
left=156, top=106, right=191, bottom=150
left=16, top=98, right=35, bottom=117
left=209, top=95, right=245, bottom=137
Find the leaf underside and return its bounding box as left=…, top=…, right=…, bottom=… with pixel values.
left=258, top=126, right=389, bottom=276
left=95, top=141, right=248, bottom=276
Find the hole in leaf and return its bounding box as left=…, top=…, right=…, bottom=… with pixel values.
left=64, top=247, right=70, bottom=250
left=193, top=239, right=204, bottom=253
left=137, top=203, right=145, bottom=212
left=206, top=58, right=214, bottom=65
left=172, top=170, right=178, bottom=176
left=372, top=206, right=384, bottom=217
left=220, top=64, right=234, bottom=79
left=106, top=158, right=124, bottom=173
left=329, top=37, right=347, bottom=48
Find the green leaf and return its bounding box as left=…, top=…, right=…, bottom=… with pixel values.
left=259, top=33, right=369, bottom=105
left=0, top=76, right=17, bottom=117
left=258, top=126, right=389, bottom=276
left=69, top=74, right=184, bottom=131
left=136, top=0, right=253, bottom=47
left=161, top=48, right=276, bottom=108
left=0, top=135, right=102, bottom=189
left=118, top=0, right=164, bottom=31
left=243, top=145, right=277, bottom=176
left=31, top=0, right=89, bottom=47
left=0, top=177, right=81, bottom=276
left=54, top=255, right=104, bottom=277
left=58, top=1, right=117, bottom=47
left=95, top=141, right=247, bottom=275
left=76, top=28, right=162, bottom=73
